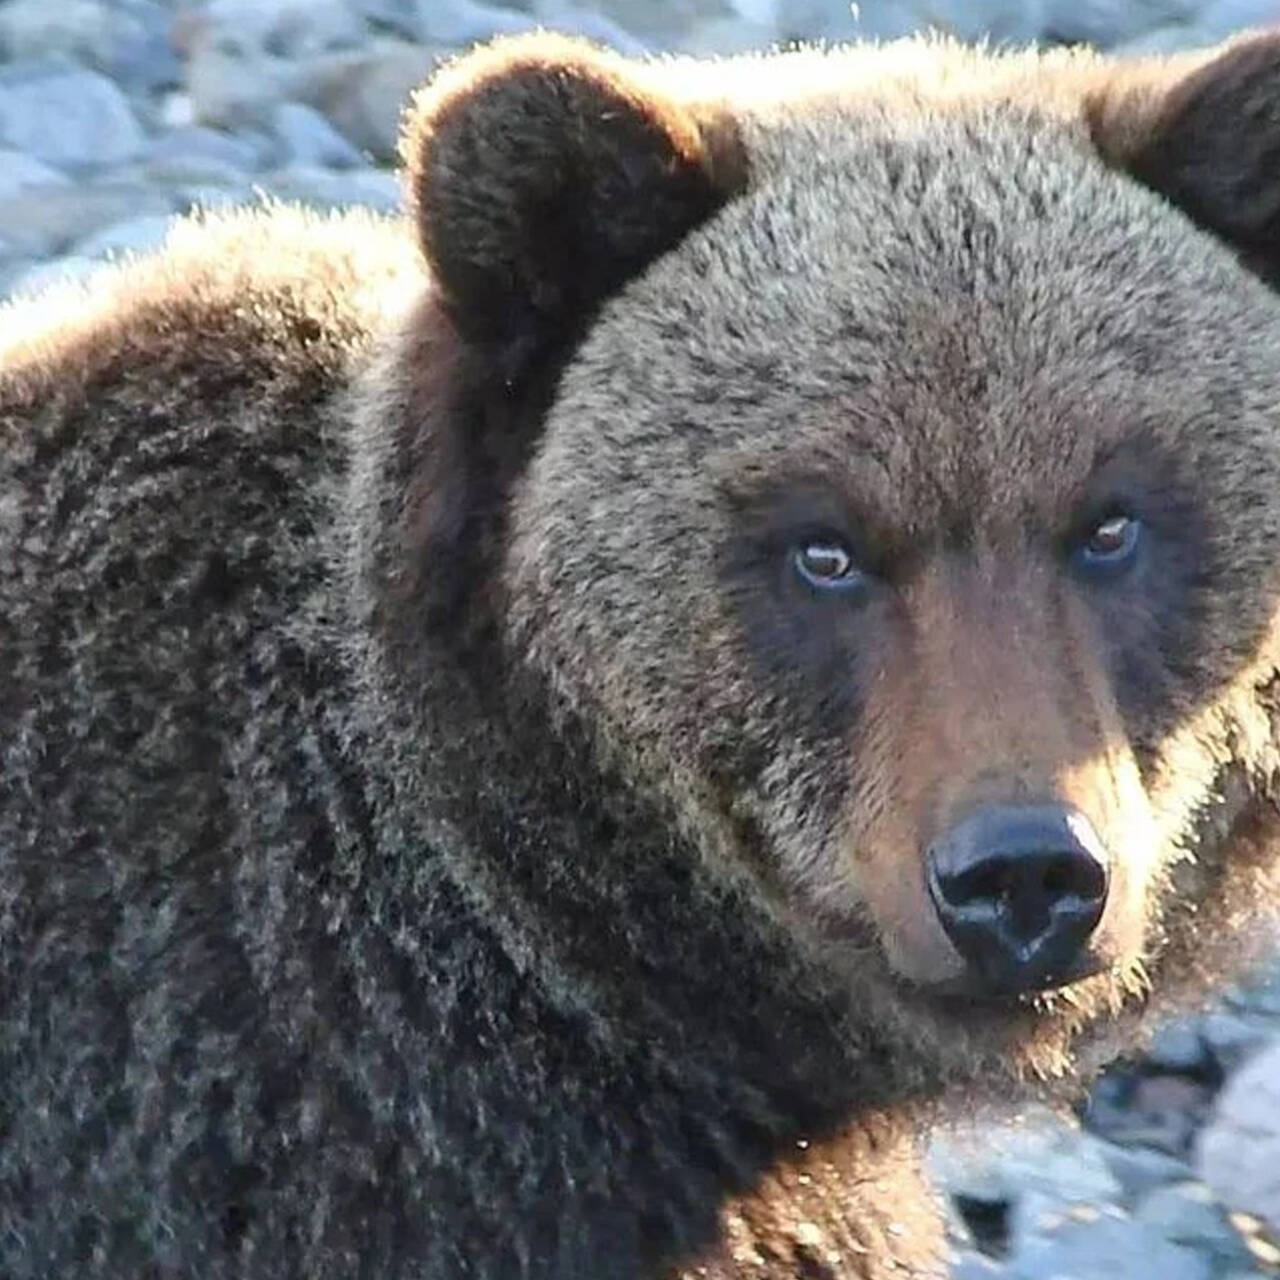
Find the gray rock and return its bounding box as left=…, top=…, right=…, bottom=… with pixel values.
left=534, top=0, right=728, bottom=44
left=0, top=149, right=69, bottom=203
left=1195, top=1040, right=1280, bottom=1237
left=1005, top=1208, right=1213, bottom=1280
left=294, top=38, right=444, bottom=162
left=950, top=1251, right=1008, bottom=1278
left=149, top=126, right=270, bottom=175
left=1041, top=0, right=1202, bottom=47
left=0, top=0, right=181, bottom=94
left=1197, top=0, right=1280, bottom=41
left=0, top=183, right=173, bottom=257
left=910, top=0, right=1046, bottom=43
left=1108, top=23, right=1210, bottom=56
left=184, top=0, right=367, bottom=130
left=8, top=255, right=104, bottom=299
left=530, top=3, right=652, bottom=51
left=261, top=164, right=401, bottom=212
left=172, top=186, right=256, bottom=216
left=1135, top=1181, right=1257, bottom=1270
left=0, top=1, right=129, bottom=71
left=413, top=0, right=541, bottom=42
left=1145, top=1023, right=1213, bottom=1076
left=1198, top=1012, right=1279, bottom=1075
left=1224, top=967, right=1280, bottom=1019
left=1096, top=1141, right=1193, bottom=1206
left=271, top=102, right=364, bottom=169
left=1082, top=1067, right=1211, bottom=1157
left=74, top=214, right=178, bottom=262
left=103, top=23, right=183, bottom=97
left=930, top=1114, right=1123, bottom=1209
left=677, top=15, right=778, bottom=52
left=0, top=68, right=146, bottom=170
left=772, top=0, right=919, bottom=41
left=350, top=0, right=424, bottom=41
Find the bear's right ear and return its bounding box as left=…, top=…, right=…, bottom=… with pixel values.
left=401, top=34, right=746, bottom=373
left=1088, top=33, right=1280, bottom=286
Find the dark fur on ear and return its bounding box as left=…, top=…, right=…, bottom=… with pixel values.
left=381, top=38, right=744, bottom=646
left=402, top=34, right=746, bottom=373
left=1088, top=32, right=1280, bottom=286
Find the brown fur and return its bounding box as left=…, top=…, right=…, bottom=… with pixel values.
left=3, top=30, right=1280, bottom=1280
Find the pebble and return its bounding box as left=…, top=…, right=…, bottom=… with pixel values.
left=261, top=163, right=401, bottom=212
left=1196, top=1040, right=1280, bottom=1237
left=1135, top=1181, right=1257, bottom=1271
left=271, top=101, right=364, bottom=168
left=6, top=254, right=104, bottom=299
left=0, top=182, right=173, bottom=257
left=0, top=65, right=145, bottom=169
left=1005, top=1208, right=1214, bottom=1280
left=74, top=213, right=177, bottom=261
left=0, top=148, right=69, bottom=201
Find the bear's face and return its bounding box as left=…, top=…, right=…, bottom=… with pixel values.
left=397, top=34, right=1280, bottom=1067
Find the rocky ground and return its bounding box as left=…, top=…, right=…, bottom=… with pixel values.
left=3, top=1, right=1280, bottom=1276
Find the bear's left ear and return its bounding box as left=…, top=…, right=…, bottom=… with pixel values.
left=401, top=34, right=746, bottom=371
left=1088, top=32, right=1280, bottom=286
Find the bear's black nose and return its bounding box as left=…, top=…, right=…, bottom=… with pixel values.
left=925, top=805, right=1109, bottom=995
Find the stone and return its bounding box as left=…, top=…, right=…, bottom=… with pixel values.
left=7, top=255, right=104, bottom=300
left=293, top=38, right=444, bottom=162
left=1041, top=0, right=1204, bottom=47
left=930, top=1112, right=1123, bottom=1209
left=1196, top=1040, right=1280, bottom=1237
left=260, top=164, right=401, bottom=213
left=1136, top=1182, right=1257, bottom=1270
left=1197, top=0, right=1280, bottom=41
left=950, top=1251, right=1008, bottom=1278
left=1082, top=1067, right=1212, bottom=1157
left=551, top=0, right=731, bottom=42
left=184, top=0, right=366, bottom=130
left=0, top=1, right=125, bottom=71
left=910, top=0, right=1046, bottom=43
left=149, top=125, right=270, bottom=175
left=1005, top=1209, right=1213, bottom=1280
left=0, top=183, right=173, bottom=258
left=413, top=0, right=541, bottom=42
left=0, top=0, right=185, bottom=93
left=0, top=150, right=69, bottom=203
left=1145, top=1023, right=1215, bottom=1077
left=1097, top=1141, right=1194, bottom=1206
left=0, top=68, right=146, bottom=170
left=271, top=102, right=364, bottom=169
left=74, top=214, right=178, bottom=262
left=678, top=16, right=779, bottom=53
left=529, top=3, right=652, bottom=51
left=1108, top=23, right=1211, bottom=56
left=1198, top=1012, right=1279, bottom=1075
left=1224, top=966, right=1280, bottom=1020
left=173, top=186, right=257, bottom=216
left=774, top=0, right=918, bottom=41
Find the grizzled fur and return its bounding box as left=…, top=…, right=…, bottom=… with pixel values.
left=5, top=29, right=1280, bottom=1280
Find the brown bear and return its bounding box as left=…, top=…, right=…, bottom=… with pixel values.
left=3, top=26, right=1280, bottom=1280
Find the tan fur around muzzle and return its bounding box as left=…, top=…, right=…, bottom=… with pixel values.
left=848, top=553, right=1156, bottom=986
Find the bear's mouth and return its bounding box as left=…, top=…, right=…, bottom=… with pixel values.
left=916, top=951, right=1111, bottom=1004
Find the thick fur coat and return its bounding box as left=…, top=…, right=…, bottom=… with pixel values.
left=4, top=30, right=1280, bottom=1280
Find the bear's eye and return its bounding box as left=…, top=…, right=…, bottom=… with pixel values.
left=793, top=538, right=865, bottom=593
left=1073, top=513, right=1142, bottom=578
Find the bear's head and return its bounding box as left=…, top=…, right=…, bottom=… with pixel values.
left=368, top=32, right=1280, bottom=1077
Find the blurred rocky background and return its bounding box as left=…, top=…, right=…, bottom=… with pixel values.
left=3, top=0, right=1280, bottom=298
left=2, top=1, right=1280, bottom=1276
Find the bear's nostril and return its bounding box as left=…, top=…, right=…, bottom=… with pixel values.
left=926, top=805, right=1110, bottom=994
